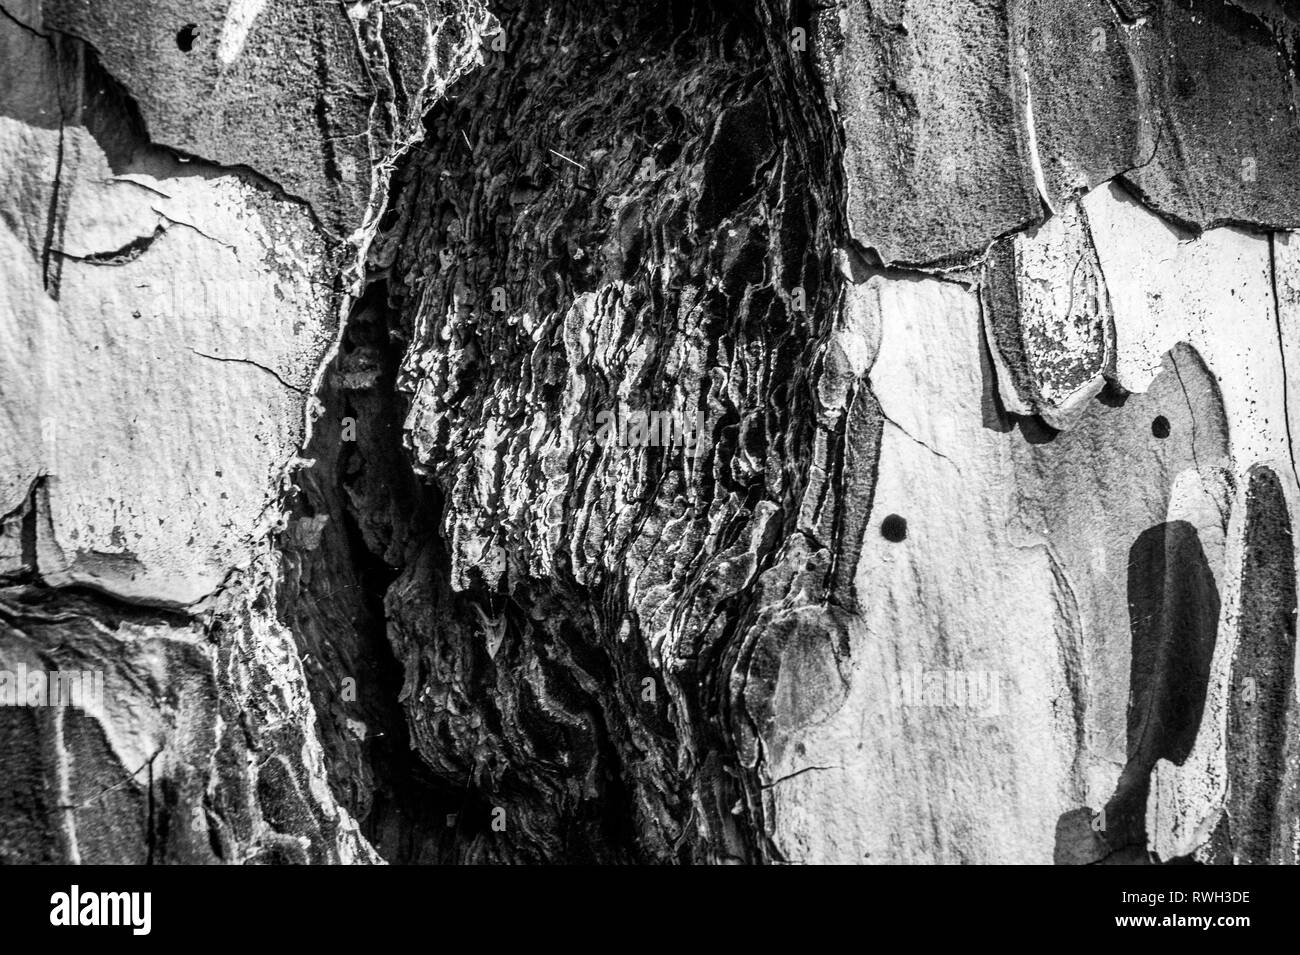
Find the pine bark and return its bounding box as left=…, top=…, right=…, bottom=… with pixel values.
left=2, top=0, right=1300, bottom=865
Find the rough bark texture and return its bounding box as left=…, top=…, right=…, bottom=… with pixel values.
left=3, top=0, right=1300, bottom=865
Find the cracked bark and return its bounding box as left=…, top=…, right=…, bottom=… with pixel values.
left=3, top=0, right=1300, bottom=866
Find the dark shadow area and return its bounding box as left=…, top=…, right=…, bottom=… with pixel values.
left=977, top=310, right=1015, bottom=434
left=1096, top=379, right=1130, bottom=409
left=1013, top=413, right=1059, bottom=445
left=1125, top=520, right=1220, bottom=768
left=1056, top=519, right=1219, bottom=863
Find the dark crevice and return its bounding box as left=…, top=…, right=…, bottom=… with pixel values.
left=0, top=577, right=196, bottom=630
left=279, top=274, right=467, bottom=863
left=1268, top=232, right=1299, bottom=486
left=189, top=350, right=309, bottom=395
left=0, top=2, right=50, bottom=38
left=54, top=224, right=165, bottom=265
left=41, top=119, right=67, bottom=297
left=271, top=0, right=851, bottom=864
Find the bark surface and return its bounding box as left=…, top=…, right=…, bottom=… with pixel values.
left=2, top=0, right=1300, bottom=865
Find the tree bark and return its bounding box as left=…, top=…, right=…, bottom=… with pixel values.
left=2, top=0, right=1299, bottom=865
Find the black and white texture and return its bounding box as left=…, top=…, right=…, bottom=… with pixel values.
left=1, top=0, right=1298, bottom=865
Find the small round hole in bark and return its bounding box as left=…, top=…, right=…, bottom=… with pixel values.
left=1152, top=415, right=1171, bottom=439
left=176, top=24, right=200, bottom=52
left=881, top=514, right=908, bottom=542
